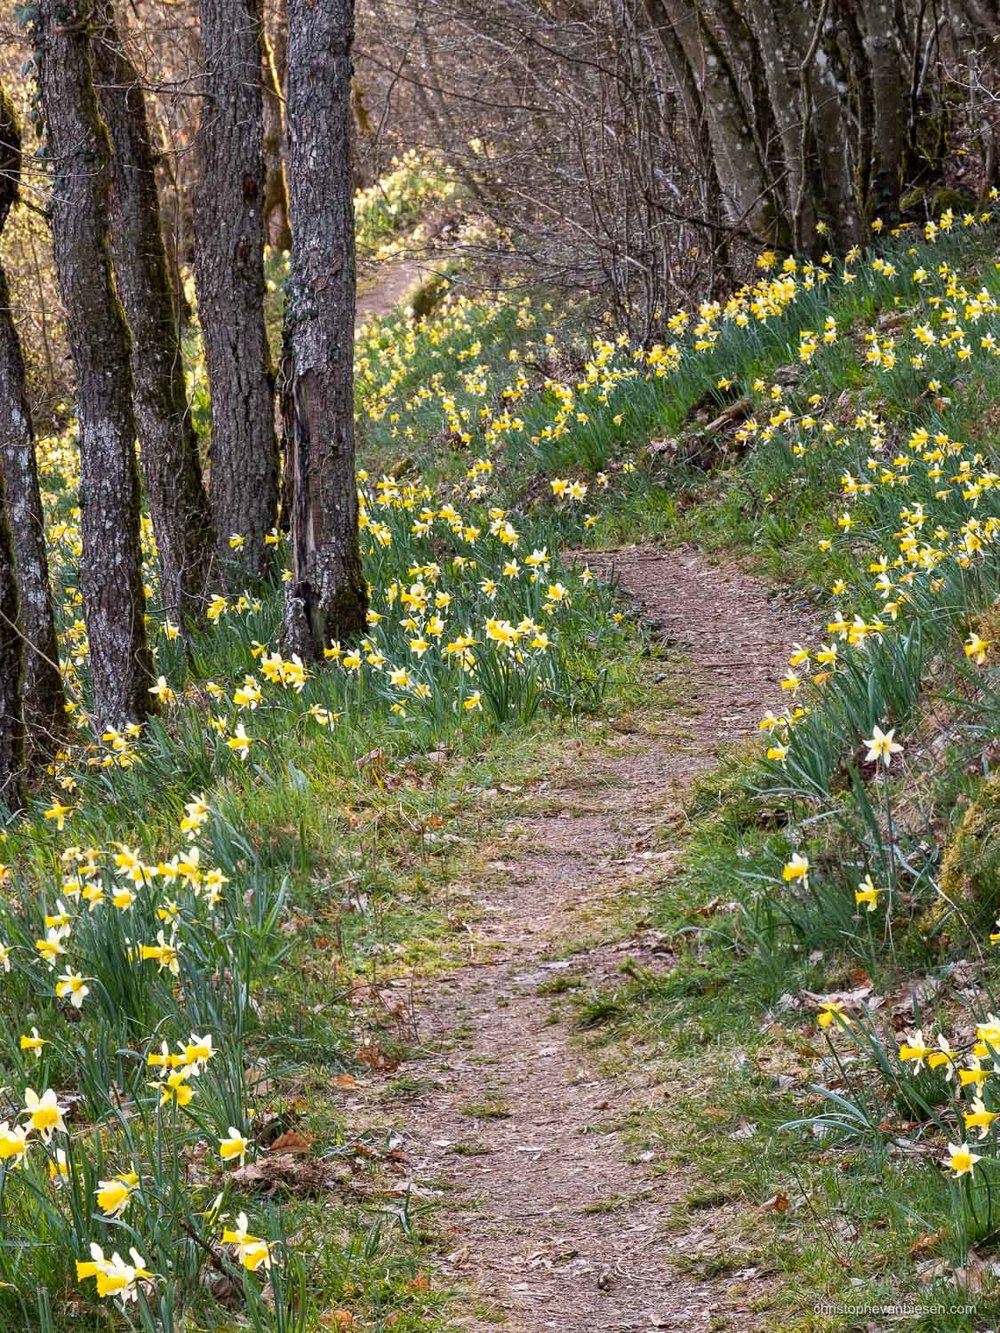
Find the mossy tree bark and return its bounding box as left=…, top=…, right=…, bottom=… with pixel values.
left=282, top=0, right=366, bottom=657
left=36, top=0, right=155, bottom=728
left=262, top=18, right=292, bottom=252
left=194, top=0, right=278, bottom=579
left=0, top=470, right=22, bottom=814
left=645, top=0, right=784, bottom=245
left=0, top=80, right=65, bottom=760
left=93, top=9, right=216, bottom=631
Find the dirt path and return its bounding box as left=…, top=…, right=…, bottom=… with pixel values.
left=358, top=546, right=803, bottom=1331
left=356, top=257, right=429, bottom=327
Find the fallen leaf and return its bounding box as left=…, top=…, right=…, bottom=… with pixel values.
left=356, top=1039, right=399, bottom=1071
left=910, top=1230, right=947, bottom=1257
left=690, top=895, right=723, bottom=917
left=758, top=1192, right=790, bottom=1213
left=915, top=1257, right=951, bottom=1283
left=268, top=1130, right=312, bottom=1155
left=803, top=984, right=876, bottom=1008
left=232, top=1153, right=346, bottom=1196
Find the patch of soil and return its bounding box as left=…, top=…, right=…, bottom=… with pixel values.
left=350, top=546, right=803, bottom=1331
left=356, top=258, right=429, bottom=327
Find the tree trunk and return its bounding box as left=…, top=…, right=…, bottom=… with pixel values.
left=954, top=0, right=1000, bottom=39
left=262, top=23, right=292, bottom=251
left=791, top=0, right=862, bottom=249
left=36, top=0, right=154, bottom=728
left=849, top=0, right=908, bottom=219
left=0, top=81, right=65, bottom=757
left=194, top=0, right=278, bottom=579
left=653, top=0, right=781, bottom=243
left=741, top=0, right=815, bottom=246
left=738, top=0, right=862, bottom=250
left=282, top=0, right=366, bottom=657
left=0, top=466, right=22, bottom=813
left=92, top=10, right=216, bottom=631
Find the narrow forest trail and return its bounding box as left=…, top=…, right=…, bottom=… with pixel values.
left=356, top=257, right=429, bottom=326
left=348, top=546, right=806, bottom=1331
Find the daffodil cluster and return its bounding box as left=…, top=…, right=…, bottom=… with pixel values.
left=0, top=790, right=279, bottom=1314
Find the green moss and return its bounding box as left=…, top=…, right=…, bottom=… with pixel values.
left=939, top=774, right=1000, bottom=923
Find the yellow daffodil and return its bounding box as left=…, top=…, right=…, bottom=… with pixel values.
left=864, top=725, right=903, bottom=768
left=782, top=854, right=810, bottom=886
left=0, top=1122, right=29, bottom=1164
left=219, top=1128, right=249, bottom=1164
left=35, top=928, right=68, bottom=968
left=227, top=724, right=253, bottom=760
left=139, top=930, right=180, bottom=976
left=817, top=1001, right=851, bottom=1029
left=221, top=1212, right=272, bottom=1271
left=898, top=1029, right=935, bottom=1068
left=965, top=632, right=990, bottom=664
left=148, top=676, right=176, bottom=704
left=44, top=801, right=73, bottom=831
left=95, top=1171, right=139, bottom=1218
left=55, top=970, right=90, bottom=1009
left=855, top=875, right=880, bottom=912
left=77, top=1243, right=152, bottom=1303
left=155, top=1068, right=195, bottom=1108
left=22, top=1087, right=67, bottom=1140
left=946, top=1142, right=981, bottom=1178
left=19, top=1028, right=47, bottom=1059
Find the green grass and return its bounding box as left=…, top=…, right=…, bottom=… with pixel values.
left=458, top=1096, right=512, bottom=1121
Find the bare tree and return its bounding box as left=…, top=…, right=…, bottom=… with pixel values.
left=93, top=7, right=216, bottom=632
left=0, top=80, right=65, bottom=754
left=357, top=0, right=996, bottom=325
left=282, top=0, right=366, bottom=656
left=194, top=0, right=278, bottom=578
left=35, top=0, right=155, bottom=727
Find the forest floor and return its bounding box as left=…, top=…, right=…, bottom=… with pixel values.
left=345, top=546, right=804, bottom=1331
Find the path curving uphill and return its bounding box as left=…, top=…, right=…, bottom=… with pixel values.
left=356, top=546, right=804, bottom=1331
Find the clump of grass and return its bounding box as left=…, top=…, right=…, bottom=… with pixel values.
left=458, top=1097, right=512, bottom=1120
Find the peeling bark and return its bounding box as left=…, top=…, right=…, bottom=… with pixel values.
left=37, top=0, right=154, bottom=728
left=282, top=0, right=366, bottom=657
